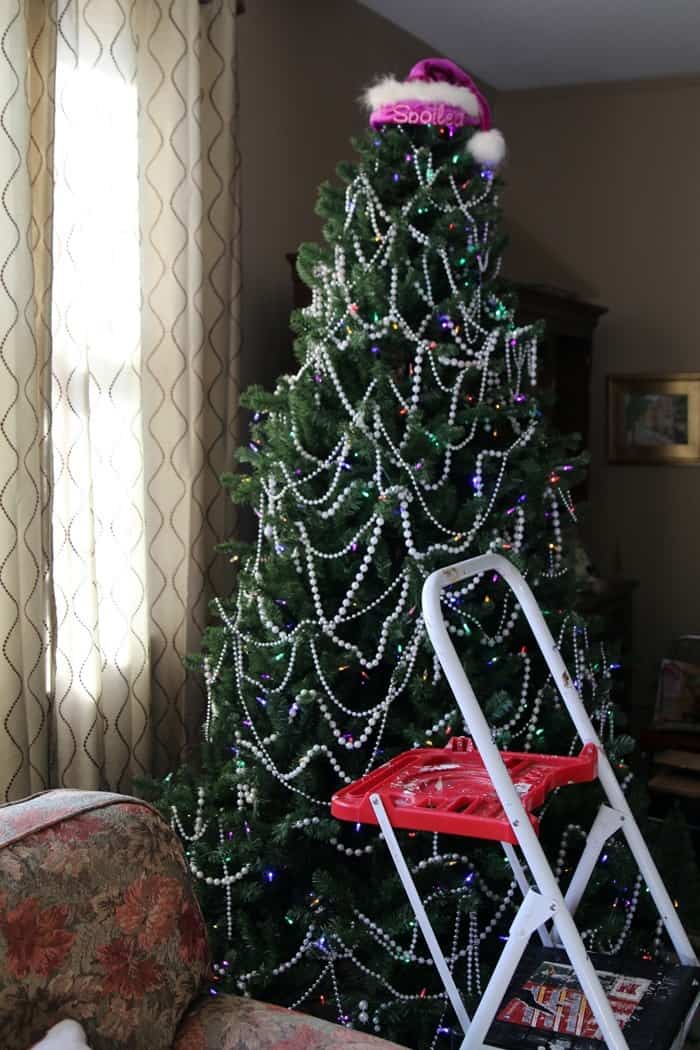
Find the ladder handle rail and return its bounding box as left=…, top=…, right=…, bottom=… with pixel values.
left=421, top=553, right=698, bottom=967
left=421, top=560, right=637, bottom=1045
left=423, top=553, right=598, bottom=747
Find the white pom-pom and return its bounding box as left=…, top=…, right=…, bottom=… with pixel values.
left=263, top=524, right=273, bottom=539
left=31, top=1020, right=90, bottom=1049
left=467, top=128, right=506, bottom=167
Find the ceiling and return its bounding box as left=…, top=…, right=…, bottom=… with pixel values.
left=357, top=0, right=700, bottom=90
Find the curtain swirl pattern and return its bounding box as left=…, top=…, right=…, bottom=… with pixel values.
left=0, top=0, right=240, bottom=799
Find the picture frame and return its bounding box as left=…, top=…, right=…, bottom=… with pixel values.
left=654, top=657, right=700, bottom=728
left=607, top=373, right=700, bottom=465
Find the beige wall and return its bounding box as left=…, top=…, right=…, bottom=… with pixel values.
left=496, top=76, right=700, bottom=723
left=238, top=0, right=428, bottom=392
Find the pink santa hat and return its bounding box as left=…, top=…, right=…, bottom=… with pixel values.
left=362, top=57, right=506, bottom=168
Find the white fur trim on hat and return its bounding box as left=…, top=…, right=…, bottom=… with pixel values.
left=362, top=75, right=481, bottom=119
left=467, top=129, right=506, bottom=167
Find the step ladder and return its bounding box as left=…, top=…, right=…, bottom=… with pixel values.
left=331, top=553, right=700, bottom=1050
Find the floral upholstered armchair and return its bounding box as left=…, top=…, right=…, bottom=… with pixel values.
left=0, top=790, right=406, bottom=1050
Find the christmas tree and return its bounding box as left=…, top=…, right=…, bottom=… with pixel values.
left=149, top=60, right=688, bottom=1049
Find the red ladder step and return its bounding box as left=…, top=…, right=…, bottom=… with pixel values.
left=331, top=737, right=598, bottom=844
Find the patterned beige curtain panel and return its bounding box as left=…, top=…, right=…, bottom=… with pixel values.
left=0, top=0, right=240, bottom=800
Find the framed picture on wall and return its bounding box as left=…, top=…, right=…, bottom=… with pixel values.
left=607, top=373, right=700, bottom=464
left=654, top=656, right=700, bottom=728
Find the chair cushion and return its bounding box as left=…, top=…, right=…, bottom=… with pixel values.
left=0, top=790, right=210, bottom=1050
left=174, top=994, right=408, bottom=1050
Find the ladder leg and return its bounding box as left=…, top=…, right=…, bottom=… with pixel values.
left=552, top=903, right=630, bottom=1050
left=369, top=793, right=471, bottom=1036
left=460, top=889, right=553, bottom=1050
left=509, top=811, right=631, bottom=1050
left=596, top=750, right=699, bottom=966
left=550, top=803, right=624, bottom=947
left=490, top=794, right=631, bottom=1049
left=502, top=842, right=552, bottom=947
left=564, top=804, right=623, bottom=917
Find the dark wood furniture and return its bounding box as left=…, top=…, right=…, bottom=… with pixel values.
left=512, top=284, right=607, bottom=475
left=640, top=734, right=700, bottom=836
left=640, top=637, right=700, bottom=828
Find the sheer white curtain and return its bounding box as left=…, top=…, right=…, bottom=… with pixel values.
left=0, top=0, right=240, bottom=799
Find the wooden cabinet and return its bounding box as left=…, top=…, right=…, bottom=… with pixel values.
left=512, top=285, right=607, bottom=468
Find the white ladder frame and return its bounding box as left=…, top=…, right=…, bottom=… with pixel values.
left=373, top=553, right=698, bottom=1050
